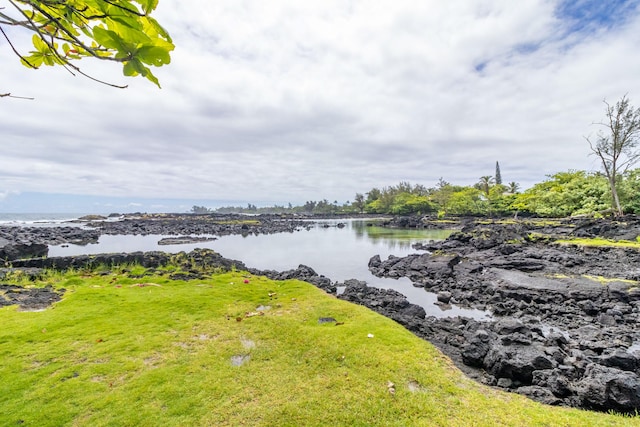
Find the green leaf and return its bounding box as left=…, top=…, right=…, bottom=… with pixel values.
left=93, top=27, right=128, bottom=52
left=32, top=34, right=48, bottom=53
left=21, top=53, right=43, bottom=68
left=108, top=16, right=143, bottom=34
left=122, top=60, right=139, bottom=77
left=143, top=16, right=173, bottom=43
left=136, top=45, right=171, bottom=66
left=140, top=0, right=159, bottom=13
left=144, top=70, right=160, bottom=88
left=124, top=58, right=148, bottom=75
left=123, top=58, right=161, bottom=88
left=111, top=22, right=152, bottom=46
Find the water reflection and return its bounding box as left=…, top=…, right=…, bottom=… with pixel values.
left=49, top=219, right=487, bottom=319
left=352, top=221, right=452, bottom=250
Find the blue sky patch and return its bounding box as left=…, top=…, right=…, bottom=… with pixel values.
left=555, top=0, right=638, bottom=33
left=474, top=62, right=487, bottom=73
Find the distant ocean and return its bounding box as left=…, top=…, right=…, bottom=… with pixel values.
left=0, top=213, right=88, bottom=225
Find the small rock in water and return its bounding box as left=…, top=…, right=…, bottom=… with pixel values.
left=437, top=291, right=452, bottom=304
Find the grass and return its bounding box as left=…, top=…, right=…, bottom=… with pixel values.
left=0, top=267, right=637, bottom=426
left=428, top=219, right=460, bottom=224
left=555, top=237, right=640, bottom=249
left=475, top=218, right=568, bottom=227
left=581, top=274, right=637, bottom=285
left=545, top=272, right=637, bottom=286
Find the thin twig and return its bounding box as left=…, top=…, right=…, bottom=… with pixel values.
left=70, top=63, right=128, bottom=88
left=0, top=24, right=37, bottom=68
left=0, top=92, right=35, bottom=100
left=102, top=0, right=147, bottom=17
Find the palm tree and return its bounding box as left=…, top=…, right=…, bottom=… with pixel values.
left=477, top=176, right=494, bottom=195
left=507, top=181, right=520, bottom=194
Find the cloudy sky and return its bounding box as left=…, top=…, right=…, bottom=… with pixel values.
left=2, top=0, right=640, bottom=213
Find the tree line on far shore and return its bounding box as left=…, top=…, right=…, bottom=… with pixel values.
left=194, top=168, right=640, bottom=218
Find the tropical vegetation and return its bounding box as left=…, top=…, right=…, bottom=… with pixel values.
left=208, top=167, right=640, bottom=218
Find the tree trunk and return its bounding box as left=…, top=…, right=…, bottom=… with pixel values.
left=609, top=176, right=623, bottom=216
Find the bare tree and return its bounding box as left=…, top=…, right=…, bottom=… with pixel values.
left=586, top=95, right=640, bottom=216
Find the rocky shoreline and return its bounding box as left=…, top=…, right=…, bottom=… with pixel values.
left=0, top=213, right=314, bottom=261
left=353, top=217, right=640, bottom=413
left=3, top=214, right=640, bottom=413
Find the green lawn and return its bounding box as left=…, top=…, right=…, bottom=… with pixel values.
left=0, top=267, right=637, bottom=426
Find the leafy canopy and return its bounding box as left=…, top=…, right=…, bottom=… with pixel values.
left=0, top=0, right=174, bottom=88
left=511, top=171, right=610, bottom=217
left=586, top=95, right=640, bottom=215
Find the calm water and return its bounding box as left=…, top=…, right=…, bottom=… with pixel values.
left=47, top=219, right=489, bottom=319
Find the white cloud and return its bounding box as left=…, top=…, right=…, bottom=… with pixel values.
left=1, top=0, right=640, bottom=208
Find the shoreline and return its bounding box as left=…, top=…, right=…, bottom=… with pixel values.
left=3, top=214, right=640, bottom=413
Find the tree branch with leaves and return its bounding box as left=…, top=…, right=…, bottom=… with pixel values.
left=0, top=0, right=174, bottom=88
left=586, top=95, right=640, bottom=216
